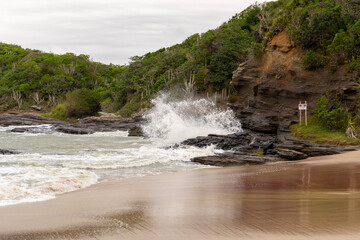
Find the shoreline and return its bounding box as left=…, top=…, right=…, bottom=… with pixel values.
left=1, top=151, right=360, bottom=239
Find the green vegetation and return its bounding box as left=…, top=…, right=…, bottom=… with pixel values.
left=64, top=88, right=100, bottom=118
left=303, top=51, right=328, bottom=71
left=49, top=104, right=68, bottom=121
left=312, top=94, right=348, bottom=131
left=0, top=0, right=360, bottom=120
left=291, top=93, right=360, bottom=144
left=290, top=117, right=360, bottom=145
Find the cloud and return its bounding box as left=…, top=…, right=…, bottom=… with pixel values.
left=0, top=0, right=264, bottom=65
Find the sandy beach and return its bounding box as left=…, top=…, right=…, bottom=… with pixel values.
left=1, top=150, right=360, bottom=240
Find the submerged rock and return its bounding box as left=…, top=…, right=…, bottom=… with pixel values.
left=10, top=128, right=28, bottom=133
left=0, top=149, right=19, bottom=155
left=56, top=126, right=95, bottom=135
left=128, top=126, right=144, bottom=137
left=10, top=127, right=55, bottom=134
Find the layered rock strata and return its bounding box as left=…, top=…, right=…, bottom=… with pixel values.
left=231, top=32, right=359, bottom=134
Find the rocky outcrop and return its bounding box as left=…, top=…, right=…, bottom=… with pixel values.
left=0, top=113, right=143, bottom=135
left=206, top=33, right=360, bottom=166
left=231, top=31, right=359, bottom=134
left=0, top=113, right=62, bottom=126
left=182, top=130, right=359, bottom=167
left=74, top=115, right=143, bottom=132
left=182, top=131, right=277, bottom=152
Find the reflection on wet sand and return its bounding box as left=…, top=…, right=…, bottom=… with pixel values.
left=1, top=151, right=360, bottom=239
left=0, top=205, right=148, bottom=240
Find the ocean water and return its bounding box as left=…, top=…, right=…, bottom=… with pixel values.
left=0, top=96, right=242, bottom=206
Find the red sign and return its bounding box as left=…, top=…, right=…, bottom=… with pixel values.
left=298, top=104, right=307, bottom=110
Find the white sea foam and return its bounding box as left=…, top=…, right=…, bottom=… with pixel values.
left=0, top=165, right=98, bottom=206
left=142, top=94, right=242, bottom=144
left=0, top=130, right=220, bottom=206
left=0, top=95, right=240, bottom=206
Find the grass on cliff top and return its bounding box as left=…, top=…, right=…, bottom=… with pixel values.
left=290, top=118, right=360, bottom=146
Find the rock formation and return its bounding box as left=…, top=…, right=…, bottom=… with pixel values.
left=231, top=32, right=359, bottom=134
left=184, top=33, right=360, bottom=166
left=0, top=113, right=143, bottom=135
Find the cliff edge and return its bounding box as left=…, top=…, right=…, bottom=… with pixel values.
left=231, top=32, right=359, bottom=134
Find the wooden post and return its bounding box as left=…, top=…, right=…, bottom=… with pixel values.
left=305, top=101, right=308, bottom=126
left=299, top=101, right=302, bottom=126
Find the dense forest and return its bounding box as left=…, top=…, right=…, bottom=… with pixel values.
left=0, top=0, right=359, bottom=119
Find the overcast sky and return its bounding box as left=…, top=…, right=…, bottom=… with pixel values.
left=0, top=0, right=265, bottom=65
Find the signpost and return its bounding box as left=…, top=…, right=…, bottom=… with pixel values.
left=298, top=101, right=308, bottom=126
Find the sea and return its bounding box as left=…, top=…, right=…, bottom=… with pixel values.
left=0, top=94, right=242, bottom=206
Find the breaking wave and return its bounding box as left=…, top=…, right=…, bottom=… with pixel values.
left=142, top=94, right=242, bottom=144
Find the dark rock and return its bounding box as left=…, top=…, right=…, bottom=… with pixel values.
left=182, top=126, right=359, bottom=167
left=11, top=128, right=27, bottom=133
left=275, top=148, right=308, bottom=160
left=0, top=149, right=19, bottom=155
left=182, top=130, right=278, bottom=154
left=128, top=126, right=144, bottom=137
left=73, top=115, right=144, bottom=132
left=299, top=146, right=343, bottom=157
left=263, top=143, right=274, bottom=154
left=56, top=126, right=95, bottom=135
left=0, top=113, right=62, bottom=126
left=275, top=142, right=343, bottom=157
left=10, top=127, right=55, bottom=134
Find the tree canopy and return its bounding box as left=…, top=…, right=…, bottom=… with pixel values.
left=1, top=0, right=359, bottom=116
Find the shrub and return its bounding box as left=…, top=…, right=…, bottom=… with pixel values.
left=303, top=50, right=328, bottom=71
left=100, top=97, right=118, bottom=113
left=0, top=103, right=9, bottom=112
left=117, top=101, right=140, bottom=117
left=65, top=88, right=100, bottom=118
left=313, top=95, right=348, bottom=131
left=50, top=104, right=68, bottom=120
left=345, top=56, right=360, bottom=73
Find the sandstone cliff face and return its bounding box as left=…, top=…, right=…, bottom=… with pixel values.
left=231, top=32, right=359, bottom=134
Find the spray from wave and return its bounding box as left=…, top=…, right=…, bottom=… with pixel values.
left=142, top=94, right=242, bottom=144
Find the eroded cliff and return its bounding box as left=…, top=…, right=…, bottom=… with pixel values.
left=231, top=32, right=359, bottom=134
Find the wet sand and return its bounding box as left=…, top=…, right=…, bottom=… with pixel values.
left=1, top=151, right=360, bottom=240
